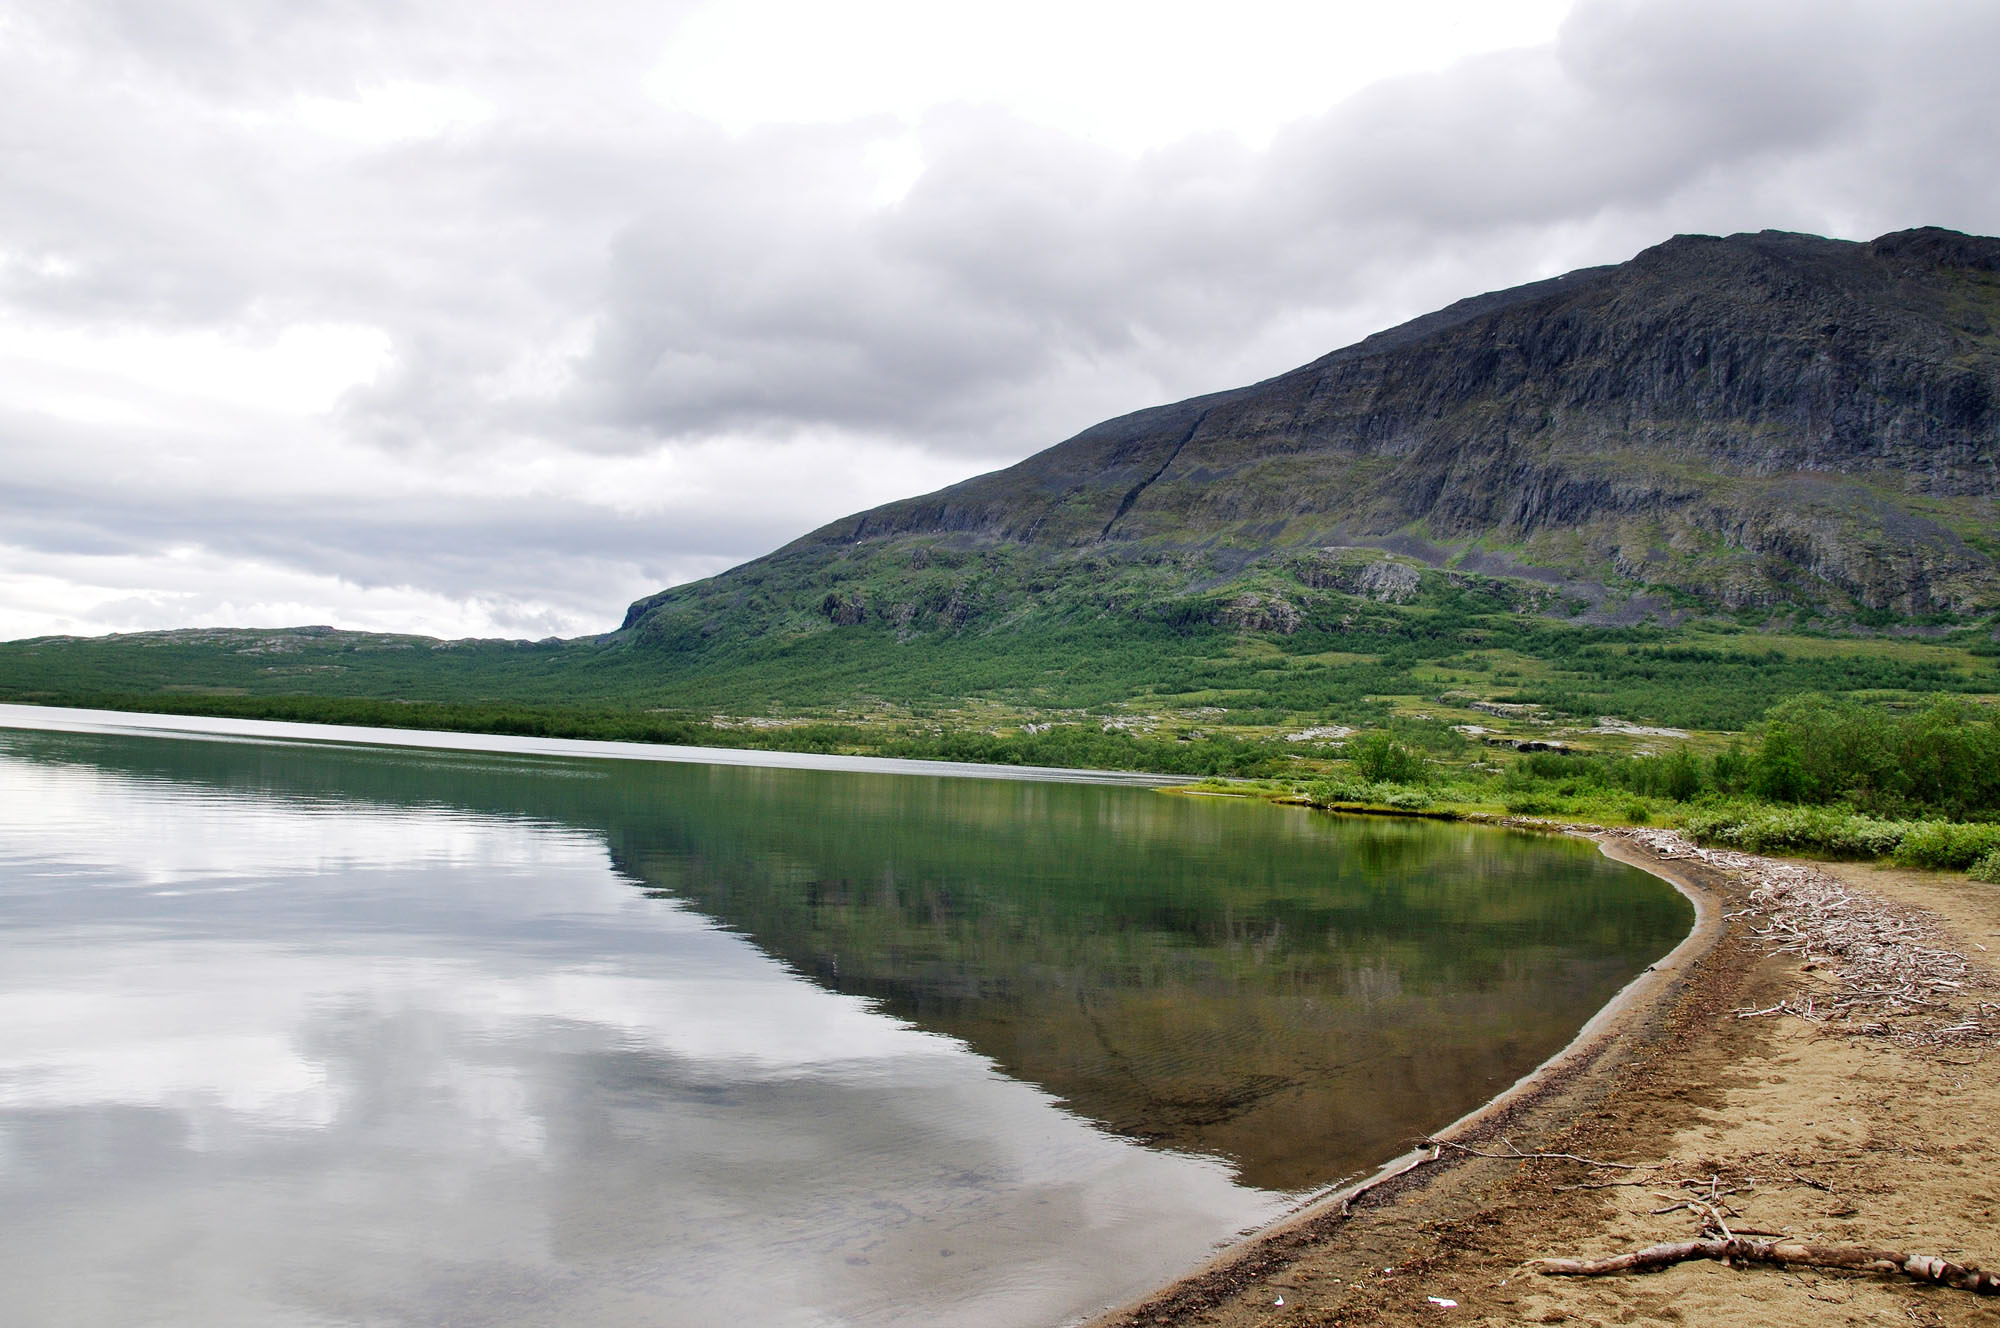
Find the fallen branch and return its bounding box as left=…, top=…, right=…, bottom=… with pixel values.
left=1329, top=1147, right=1438, bottom=1218
left=1537, top=1238, right=1999, bottom=1294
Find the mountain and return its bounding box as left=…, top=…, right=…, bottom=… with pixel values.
left=5, top=227, right=1997, bottom=736
left=621, top=226, right=2000, bottom=657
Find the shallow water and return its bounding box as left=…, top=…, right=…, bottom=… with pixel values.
left=0, top=708, right=1689, bottom=1326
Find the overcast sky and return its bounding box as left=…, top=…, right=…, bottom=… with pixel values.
left=3, top=0, right=1997, bottom=641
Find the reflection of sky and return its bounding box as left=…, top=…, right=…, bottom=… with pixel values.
left=0, top=741, right=1280, bottom=1328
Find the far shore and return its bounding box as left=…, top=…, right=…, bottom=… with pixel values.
left=1087, top=825, right=2000, bottom=1327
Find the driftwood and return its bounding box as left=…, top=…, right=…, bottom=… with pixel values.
left=1607, top=827, right=1996, bottom=1047
left=1538, top=1238, right=1999, bottom=1294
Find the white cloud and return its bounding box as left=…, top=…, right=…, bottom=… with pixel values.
left=646, top=0, right=1573, bottom=153
left=291, top=81, right=494, bottom=143
left=0, top=318, right=392, bottom=419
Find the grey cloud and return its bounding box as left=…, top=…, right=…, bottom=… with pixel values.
left=0, top=475, right=775, bottom=606
left=0, top=406, right=789, bottom=629
left=1, top=2, right=684, bottom=338
left=56, top=0, right=421, bottom=96
left=573, top=113, right=1275, bottom=455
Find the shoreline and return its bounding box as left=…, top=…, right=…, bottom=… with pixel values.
left=1086, top=826, right=2000, bottom=1327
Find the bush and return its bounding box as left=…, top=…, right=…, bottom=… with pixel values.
left=1747, top=694, right=2000, bottom=817
left=1891, top=821, right=2000, bottom=870
left=1969, top=850, right=2000, bottom=884
left=1502, top=746, right=1709, bottom=803
left=1347, top=731, right=1429, bottom=783
left=1504, top=793, right=1555, bottom=815
left=1709, top=743, right=1752, bottom=796
left=1677, top=804, right=1907, bottom=858
left=1659, top=749, right=1703, bottom=802
left=1305, top=778, right=1433, bottom=810
left=1679, top=805, right=2000, bottom=868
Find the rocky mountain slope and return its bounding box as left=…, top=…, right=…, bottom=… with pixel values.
left=622, top=227, right=2000, bottom=651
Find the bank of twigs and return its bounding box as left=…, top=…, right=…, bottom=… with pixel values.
left=1607, top=826, right=1997, bottom=1047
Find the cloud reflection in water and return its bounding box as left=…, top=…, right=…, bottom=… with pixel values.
left=0, top=742, right=1278, bottom=1328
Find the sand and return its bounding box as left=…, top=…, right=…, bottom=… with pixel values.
left=1087, top=833, right=2000, bottom=1328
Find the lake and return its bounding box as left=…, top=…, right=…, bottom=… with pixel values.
left=0, top=706, right=1690, bottom=1326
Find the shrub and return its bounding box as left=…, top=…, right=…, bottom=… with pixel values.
left=1304, top=778, right=1433, bottom=810
left=1746, top=694, right=2000, bottom=817
left=1969, top=850, right=2000, bottom=884
left=1659, top=749, right=1703, bottom=802
left=1891, top=821, right=2000, bottom=870
left=1348, top=731, right=1428, bottom=783
left=1677, top=804, right=1906, bottom=858
left=1709, top=743, right=1752, bottom=796
left=1305, top=778, right=1367, bottom=804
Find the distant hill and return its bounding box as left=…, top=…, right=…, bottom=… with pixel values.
left=622, top=226, right=2000, bottom=652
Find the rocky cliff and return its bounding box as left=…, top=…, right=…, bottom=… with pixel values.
left=623, top=227, right=2000, bottom=648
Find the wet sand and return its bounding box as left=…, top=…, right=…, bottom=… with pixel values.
left=1087, top=829, right=2000, bottom=1328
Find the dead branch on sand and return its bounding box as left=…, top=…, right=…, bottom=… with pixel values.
left=1537, top=1238, right=1999, bottom=1294
left=1537, top=1163, right=1997, bottom=1295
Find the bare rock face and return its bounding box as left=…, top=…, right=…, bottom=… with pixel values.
left=819, top=592, right=868, bottom=626
left=625, top=227, right=2000, bottom=641
left=1213, top=593, right=1302, bottom=634
left=1355, top=562, right=1422, bottom=604
left=1290, top=553, right=1423, bottom=603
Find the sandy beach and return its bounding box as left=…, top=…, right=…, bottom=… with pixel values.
left=1090, top=828, right=2000, bottom=1327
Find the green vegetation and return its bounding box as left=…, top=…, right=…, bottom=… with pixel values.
left=1673, top=804, right=1911, bottom=857
left=1346, top=731, right=1429, bottom=783
left=1674, top=806, right=2000, bottom=869
left=1284, top=694, right=2000, bottom=874
left=3, top=592, right=1992, bottom=732
left=1745, top=694, right=2000, bottom=817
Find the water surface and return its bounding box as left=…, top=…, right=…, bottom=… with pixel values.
left=0, top=710, right=1689, bottom=1326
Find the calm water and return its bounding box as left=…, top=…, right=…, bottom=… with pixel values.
left=0, top=708, right=1690, bottom=1327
